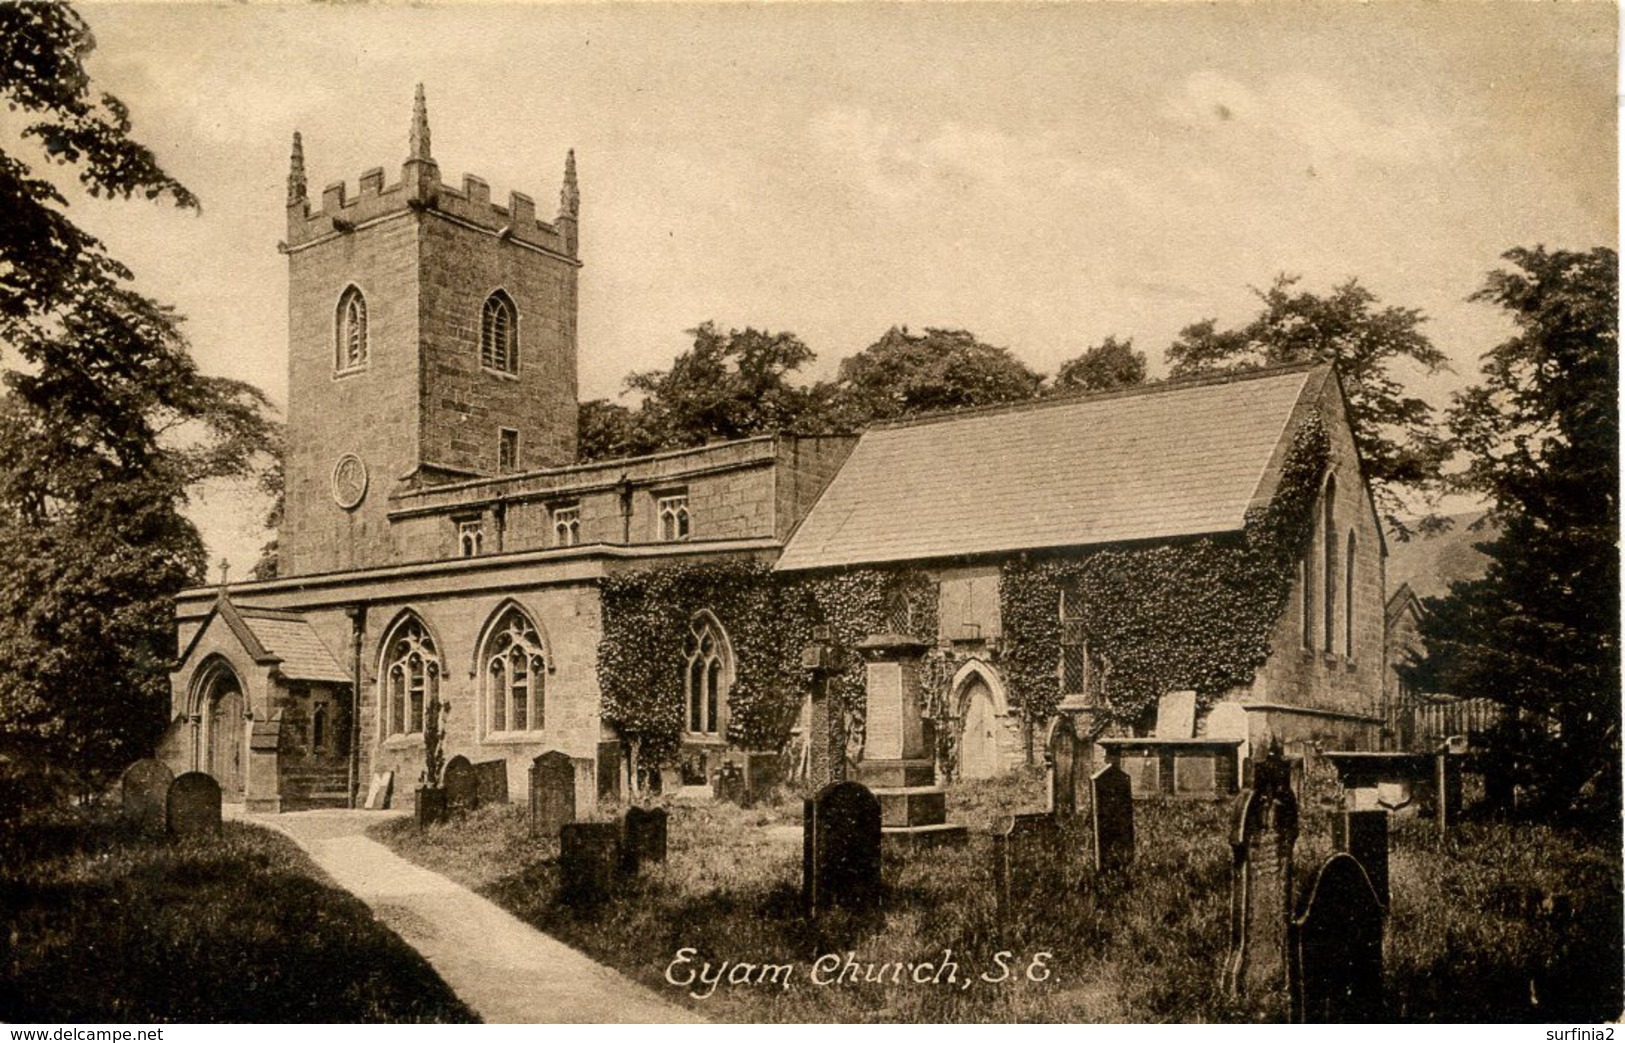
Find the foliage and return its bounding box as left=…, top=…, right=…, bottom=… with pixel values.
left=2, top=806, right=477, bottom=1022
left=1165, top=275, right=1448, bottom=536
left=820, top=326, right=1044, bottom=429
left=0, top=4, right=278, bottom=788
left=1050, top=335, right=1146, bottom=394
left=1407, top=246, right=1619, bottom=815
left=1000, top=413, right=1329, bottom=726
left=250, top=440, right=284, bottom=581
left=577, top=397, right=652, bottom=463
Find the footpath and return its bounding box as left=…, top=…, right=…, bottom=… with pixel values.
left=250, top=808, right=703, bottom=1024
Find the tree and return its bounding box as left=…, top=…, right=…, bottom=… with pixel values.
left=1405, top=246, right=1618, bottom=816
left=820, top=326, right=1043, bottom=428
left=577, top=397, right=653, bottom=463
left=1165, top=275, right=1450, bottom=535
left=1051, top=335, right=1146, bottom=394
left=0, top=5, right=277, bottom=789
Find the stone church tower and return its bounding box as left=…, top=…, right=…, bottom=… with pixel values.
left=279, top=86, right=580, bottom=575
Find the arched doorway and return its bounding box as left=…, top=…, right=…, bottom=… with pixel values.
left=958, top=678, right=1000, bottom=779
left=202, top=666, right=246, bottom=800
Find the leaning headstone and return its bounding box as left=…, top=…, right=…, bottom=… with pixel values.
left=1155, top=689, right=1198, bottom=739
left=473, top=759, right=509, bottom=806
left=558, top=822, right=623, bottom=908
left=1333, top=810, right=1389, bottom=907
left=364, top=770, right=394, bottom=810
left=1046, top=716, right=1080, bottom=820
left=443, top=755, right=476, bottom=812
left=530, top=750, right=576, bottom=838
left=1224, top=752, right=1299, bottom=1013
left=1290, top=853, right=1385, bottom=1022
left=992, top=811, right=1061, bottom=918
left=802, top=780, right=882, bottom=914
left=166, top=771, right=222, bottom=837
left=121, top=759, right=174, bottom=834
left=1090, top=764, right=1134, bottom=872
left=622, top=805, right=669, bottom=871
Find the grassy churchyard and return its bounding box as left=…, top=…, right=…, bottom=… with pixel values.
left=0, top=807, right=477, bottom=1023
left=374, top=767, right=1622, bottom=1024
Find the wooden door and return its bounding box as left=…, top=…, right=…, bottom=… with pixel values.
left=209, top=681, right=245, bottom=799
left=959, top=680, right=999, bottom=780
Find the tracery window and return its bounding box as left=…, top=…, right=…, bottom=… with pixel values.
left=483, top=606, right=546, bottom=734
left=658, top=493, right=690, bottom=542
left=481, top=290, right=518, bottom=374
left=684, top=613, right=730, bottom=736
left=552, top=504, right=580, bottom=547
left=336, top=286, right=368, bottom=371
left=382, top=617, right=439, bottom=738
left=458, top=520, right=483, bottom=558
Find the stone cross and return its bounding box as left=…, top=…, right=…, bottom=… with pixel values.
left=1090, top=764, right=1134, bottom=872
left=530, top=750, right=576, bottom=838
left=1333, top=809, right=1389, bottom=907
left=121, top=758, right=174, bottom=834
left=1290, top=853, right=1385, bottom=1022
left=1224, top=751, right=1299, bottom=1014
left=167, top=771, right=223, bottom=838
left=803, top=780, right=881, bottom=914
left=801, top=629, right=846, bottom=791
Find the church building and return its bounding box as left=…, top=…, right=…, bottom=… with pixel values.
left=162, top=91, right=1388, bottom=812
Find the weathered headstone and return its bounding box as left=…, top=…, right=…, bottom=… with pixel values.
left=1090, top=764, right=1134, bottom=872
left=1332, top=810, right=1389, bottom=907
left=597, top=740, right=623, bottom=803
left=993, top=811, right=1062, bottom=917
left=473, top=759, right=509, bottom=806
left=1154, top=689, right=1198, bottom=739
left=1435, top=752, right=1463, bottom=836
left=1290, top=853, right=1385, bottom=1023
left=530, top=750, right=576, bottom=838
left=1046, top=715, right=1080, bottom=820
left=121, top=758, right=174, bottom=833
left=443, top=755, right=476, bottom=812
left=714, top=762, right=746, bottom=805
left=802, top=780, right=882, bottom=914
left=166, top=771, right=222, bottom=837
left=1224, top=752, right=1299, bottom=1012
left=622, top=805, right=669, bottom=871
left=364, top=770, right=394, bottom=810
left=558, top=821, right=623, bottom=907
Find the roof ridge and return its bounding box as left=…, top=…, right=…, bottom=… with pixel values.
left=866, top=359, right=1328, bottom=432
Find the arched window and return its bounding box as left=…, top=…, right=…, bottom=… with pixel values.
left=684, top=613, right=731, bottom=736
left=1300, top=553, right=1314, bottom=650
left=1322, top=475, right=1337, bottom=652
left=482, top=605, right=546, bottom=734
left=481, top=290, right=518, bottom=374
left=336, top=286, right=368, bottom=371
left=380, top=615, right=439, bottom=738
left=1345, top=530, right=1357, bottom=657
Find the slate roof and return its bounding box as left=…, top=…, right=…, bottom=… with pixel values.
left=236, top=608, right=352, bottom=683
left=775, top=364, right=1321, bottom=571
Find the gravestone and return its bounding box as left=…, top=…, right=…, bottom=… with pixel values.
left=558, top=822, right=623, bottom=907
left=166, top=771, right=222, bottom=837
left=1090, top=764, right=1134, bottom=872
left=802, top=780, right=882, bottom=914
left=1046, top=715, right=1081, bottom=820
left=1435, top=753, right=1463, bottom=836
left=1205, top=702, right=1250, bottom=789
left=802, top=632, right=846, bottom=791
left=121, top=758, right=174, bottom=834
left=1224, top=752, right=1299, bottom=1013
left=364, top=770, right=394, bottom=810
left=530, top=750, right=576, bottom=838
left=1333, top=810, right=1389, bottom=907
left=473, top=759, right=509, bottom=806
left=714, top=762, right=746, bottom=805
left=1290, top=853, right=1385, bottom=1023
left=597, top=741, right=623, bottom=803
left=443, top=755, right=476, bottom=812
left=622, top=805, right=669, bottom=871
left=1155, top=689, right=1198, bottom=739
left=992, top=812, right=1062, bottom=918
left=743, top=751, right=786, bottom=805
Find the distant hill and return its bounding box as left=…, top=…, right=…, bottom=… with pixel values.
left=1386, top=512, right=1498, bottom=601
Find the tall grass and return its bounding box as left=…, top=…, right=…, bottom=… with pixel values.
left=373, top=768, right=1621, bottom=1023
left=2, top=806, right=477, bottom=1023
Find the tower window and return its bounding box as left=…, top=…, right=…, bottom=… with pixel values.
left=481, top=290, right=518, bottom=374
left=458, top=520, right=483, bottom=558
left=552, top=504, right=580, bottom=547
left=657, top=492, right=690, bottom=542
left=498, top=428, right=519, bottom=473
left=336, top=286, right=368, bottom=372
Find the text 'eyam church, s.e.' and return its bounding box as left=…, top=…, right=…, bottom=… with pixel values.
left=162, top=90, right=1391, bottom=815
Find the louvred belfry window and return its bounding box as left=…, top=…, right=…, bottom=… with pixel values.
left=481, top=290, right=518, bottom=374
left=337, top=286, right=367, bottom=371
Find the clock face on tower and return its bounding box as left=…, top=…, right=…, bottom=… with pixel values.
left=331, top=453, right=369, bottom=509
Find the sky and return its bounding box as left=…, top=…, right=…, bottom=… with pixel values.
left=38, top=2, right=1621, bottom=575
